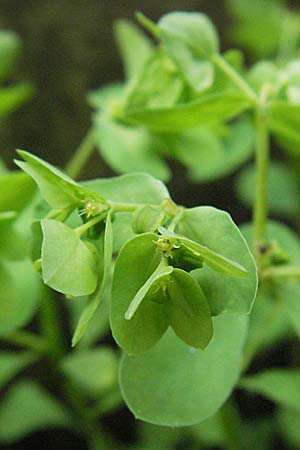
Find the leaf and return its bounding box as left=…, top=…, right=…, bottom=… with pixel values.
left=93, top=116, right=171, bottom=181
left=277, top=407, right=300, bottom=448
left=178, top=207, right=257, bottom=315
left=125, top=262, right=173, bottom=320
left=0, top=352, right=36, bottom=390
left=0, top=380, right=71, bottom=442
left=158, top=12, right=219, bottom=92
left=15, top=150, right=101, bottom=209
left=165, top=118, right=254, bottom=182
left=0, top=30, right=21, bottom=81
left=0, top=83, right=33, bottom=117
left=125, top=48, right=183, bottom=110
left=240, top=369, right=300, bottom=412
left=123, top=91, right=252, bottom=131
left=84, top=172, right=170, bottom=205
left=114, top=19, right=153, bottom=81
left=0, top=260, right=40, bottom=337
left=236, top=161, right=299, bottom=217
left=120, top=314, right=248, bottom=426
left=41, top=219, right=98, bottom=296
left=166, top=268, right=213, bottom=349
left=87, top=82, right=124, bottom=110
left=267, top=102, right=300, bottom=155
left=61, top=348, right=118, bottom=397
left=72, top=213, right=113, bottom=346
left=110, top=233, right=168, bottom=354
left=0, top=215, right=27, bottom=260
left=242, top=221, right=300, bottom=338
left=0, top=171, right=36, bottom=213
left=159, top=226, right=248, bottom=278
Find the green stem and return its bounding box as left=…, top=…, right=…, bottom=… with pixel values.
left=65, top=128, right=95, bottom=179
left=212, top=54, right=257, bottom=102
left=3, top=330, right=47, bottom=354
left=75, top=212, right=107, bottom=237
left=253, top=96, right=270, bottom=262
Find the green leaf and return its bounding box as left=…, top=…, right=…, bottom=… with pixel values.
left=123, top=91, right=252, bottom=131
left=15, top=150, right=101, bottom=209
left=0, top=83, right=33, bottom=117
left=114, top=19, right=153, bottom=81
left=159, top=226, right=248, bottom=278
left=93, top=116, right=171, bottom=181
left=0, top=214, right=27, bottom=260
left=125, top=262, right=173, bottom=320
left=0, top=171, right=36, bottom=213
left=158, top=12, right=219, bottom=92
left=0, top=30, right=21, bottom=81
left=236, top=161, right=299, bottom=217
left=87, top=82, right=124, bottom=110
left=240, top=369, right=300, bottom=412
left=120, top=314, right=248, bottom=426
left=0, top=260, right=40, bottom=337
left=0, top=380, right=71, bottom=442
left=84, top=172, right=170, bottom=205
left=125, top=48, right=183, bottom=110
left=0, top=352, right=36, bottom=390
left=242, top=221, right=300, bottom=338
left=178, top=207, right=257, bottom=315
left=267, top=102, right=300, bottom=155
left=166, top=117, right=254, bottom=182
left=110, top=233, right=168, bottom=354
left=277, top=407, right=300, bottom=448
left=131, top=205, right=165, bottom=234
left=166, top=269, right=213, bottom=349
left=72, top=213, right=113, bottom=346
left=41, top=219, right=98, bottom=296
left=62, top=348, right=118, bottom=397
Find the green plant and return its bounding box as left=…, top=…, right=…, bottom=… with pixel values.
left=1, top=6, right=300, bottom=450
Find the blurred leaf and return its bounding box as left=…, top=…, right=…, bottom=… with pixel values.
left=123, top=91, right=252, bottom=131
left=277, top=407, right=300, bottom=448
left=0, top=380, right=71, bottom=442
left=158, top=12, right=218, bottom=92
left=41, top=219, right=98, bottom=297
left=267, top=102, right=300, bottom=155
left=120, top=314, right=248, bottom=426
left=236, top=161, right=299, bottom=217
left=277, top=282, right=300, bottom=338
left=114, top=19, right=153, bottom=81
left=178, top=207, right=257, bottom=315
left=93, top=116, right=171, bottom=181
left=0, top=172, right=36, bottom=213
left=240, top=369, right=300, bottom=412
left=0, top=30, right=21, bottom=81
left=0, top=83, right=33, bottom=117
left=0, top=259, right=39, bottom=337
left=167, top=117, right=254, bottom=182
left=125, top=48, right=183, bottom=110
left=62, top=348, right=118, bottom=397
left=0, top=352, right=36, bottom=390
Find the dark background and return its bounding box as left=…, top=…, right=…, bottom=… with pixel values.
left=0, top=1, right=298, bottom=449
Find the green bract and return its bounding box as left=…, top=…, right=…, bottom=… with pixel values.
left=120, top=314, right=248, bottom=426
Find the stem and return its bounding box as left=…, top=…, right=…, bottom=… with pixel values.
left=212, top=54, right=257, bottom=102
left=75, top=212, right=107, bottom=237
left=65, top=128, right=95, bottom=179
left=253, top=94, right=270, bottom=260
left=110, top=201, right=142, bottom=212
left=3, top=330, right=47, bottom=354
